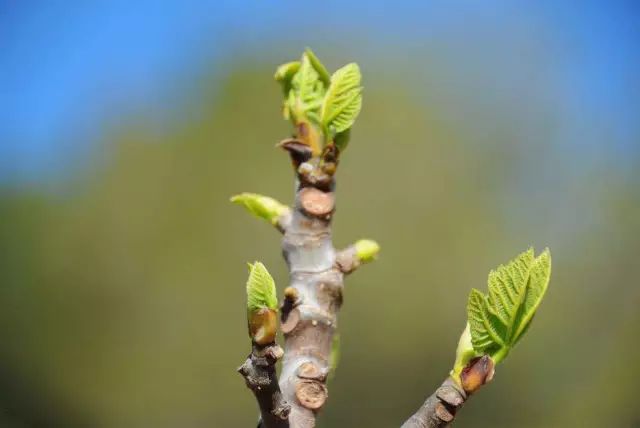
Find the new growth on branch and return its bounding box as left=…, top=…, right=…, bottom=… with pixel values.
left=229, top=48, right=552, bottom=428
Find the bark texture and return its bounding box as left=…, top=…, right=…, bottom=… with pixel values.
left=238, top=344, right=290, bottom=428
left=401, top=355, right=494, bottom=427
left=239, top=139, right=366, bottom=428
left=401, top=378, right=467, bottom=428
left=277, top=162, right=343, bottom=427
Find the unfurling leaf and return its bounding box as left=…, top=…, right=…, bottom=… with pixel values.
left=290, top=53, right=325, bottom=121
left=246, top=262, right=278, bottom=312
left=467, top=248, right=551, bottom=364
left=321, top=63, right=362, bottom=134
left=246, top=262, right=278, bottom=345
left=230, top=193, right=289, bottom=225
left=274, top=61, right=301, bottom=96
left=451, top=323, right=480, bottom=380
left=305, top=47, right=330, bottom=87
left=354, top=239, right=380, bottom=263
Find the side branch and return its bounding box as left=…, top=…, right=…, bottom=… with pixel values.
left=335, top=239, right=380, bottom=275
left=401, top=378, right=466, bottom=428
left=402, top=356, right=494, bottom=428
left=238, top=344, right=291, bottom=428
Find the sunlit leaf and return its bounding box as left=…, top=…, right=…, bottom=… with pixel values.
left=467, top=248, right=552, bottom=363
left=321, top=63, right=362, bottom=133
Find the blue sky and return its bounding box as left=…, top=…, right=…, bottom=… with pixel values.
left=1, top=0, right=638, bottom=184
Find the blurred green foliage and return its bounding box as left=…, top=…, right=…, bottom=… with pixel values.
left=0, top=59, right=639, bottom=428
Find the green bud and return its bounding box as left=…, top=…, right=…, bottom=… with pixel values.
left=246, top=262, right=278, bottom=312
left=354, top=239, right=380, bottom=263
left=230, top=193, right=289, bottom=225
left=245, top=262, right=279, bottom=345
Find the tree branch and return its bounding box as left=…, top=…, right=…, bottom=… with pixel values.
left=276, top=147, right=341, bottom=427
left=401, top=356, right=494, bottom=427
left=238, top=343, right=291, bottom=428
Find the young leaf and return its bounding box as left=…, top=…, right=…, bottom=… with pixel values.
left=467, top=248, right=552, bottom=364
left=305, top=47, right=330, bottom=87
left=246, top=262, right=278, bottom=312
left=274, top=61, right=301, bottom=96
left=321, top=63, right=363, bottom=133
left=290, top=53, right=324, bottom=121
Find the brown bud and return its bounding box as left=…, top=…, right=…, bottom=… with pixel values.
left=248, top=308, right=278, bottom=345
left=277, top=138, right=312, bottom=168
left=460, top=355, right=495, bottom=394
left=321, top=162, right=337, bottom=176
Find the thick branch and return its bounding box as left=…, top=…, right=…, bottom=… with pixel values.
left=277, top=145, right=342, bottom=428
left=238, top=344, right=291, bottom=428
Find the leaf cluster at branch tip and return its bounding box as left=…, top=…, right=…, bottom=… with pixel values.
left=467, top=248, right=552, bottom=364
left=275, top=48, right=363, bottom=154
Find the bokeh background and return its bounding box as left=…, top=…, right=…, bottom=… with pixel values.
left=1, top=1, right=639, bottom=427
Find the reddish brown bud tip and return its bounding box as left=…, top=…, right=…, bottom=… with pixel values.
left=460, top=355, right=495, bottom=394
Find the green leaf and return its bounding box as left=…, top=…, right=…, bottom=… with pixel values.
left=321, top=63, right=363, bottom=133
left=513, top=249, right=551, bottom=343
left=274, top=61, right=301, bottom=96
left=467, top=248, right=552, bottom=364
left=230, top=193, right=289, bottom=225
left=246, top=262, right=278, bottom=312
left=305, top=48, right=330, bottom=87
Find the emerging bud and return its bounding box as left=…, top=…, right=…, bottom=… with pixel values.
left=230, top=193, right=289, bottom=225
left=451, top=323, right=480, bottom=382
left=354, top=239, right=380, bottom=263
left=245, top=262, right=279, bottom=345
